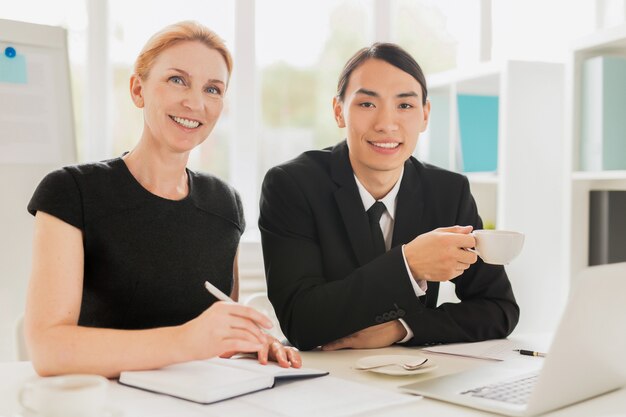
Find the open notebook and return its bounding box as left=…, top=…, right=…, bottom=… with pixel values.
left=119, top=357, right=328, bottom=404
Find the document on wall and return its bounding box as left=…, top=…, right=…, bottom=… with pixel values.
left=0, top=45, right=63, bottom=163
left=421, top=338, right=523, bottom=361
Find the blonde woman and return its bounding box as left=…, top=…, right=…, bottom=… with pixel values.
left=25, top=21, right=300, bottom=377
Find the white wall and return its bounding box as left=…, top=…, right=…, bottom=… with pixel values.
left=0, top=176, right=37, bottom=361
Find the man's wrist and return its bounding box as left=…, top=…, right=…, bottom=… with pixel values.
left=401, top=245, right=427, bottom=297
left=397, top=319, right=413, bottom=343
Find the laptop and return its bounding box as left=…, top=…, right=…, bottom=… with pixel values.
left=401, top=262, right=626, bottom=416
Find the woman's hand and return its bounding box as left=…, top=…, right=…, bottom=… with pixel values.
left=221, top=335, right=302, bottom=368
left=180, top=301, right=273, bottom=361
left=258, top=336, right=302, bottom=368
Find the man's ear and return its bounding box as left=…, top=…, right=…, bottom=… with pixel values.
left=129, top=74, right=145, bottom=108
left=332, top=96, right=346, bottom=128
left=420, top=99, right=431, bottom=132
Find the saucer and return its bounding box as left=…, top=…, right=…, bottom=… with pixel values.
left=355, top=354, right=438, bottom=376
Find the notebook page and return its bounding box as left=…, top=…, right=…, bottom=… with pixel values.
left=119, top=360, right=272, bottom=404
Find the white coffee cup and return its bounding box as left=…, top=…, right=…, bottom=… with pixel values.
left=468, top=230, right=525, bottom=265
left=19, top=374, right=109, bottom=417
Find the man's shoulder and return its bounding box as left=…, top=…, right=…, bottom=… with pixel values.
left=408, top=157, right=468, bottom=186
left=267, top=146, right=334, bottom=180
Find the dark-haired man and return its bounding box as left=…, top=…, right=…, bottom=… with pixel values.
left=259, top=43, right=519, bottom=351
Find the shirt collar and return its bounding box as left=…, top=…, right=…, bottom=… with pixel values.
left=354, top=167, right=404, bottom=220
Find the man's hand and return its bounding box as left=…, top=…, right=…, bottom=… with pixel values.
left=404, top=225, right=478, bottom=282
left=321, top=321, right=408, bottom=351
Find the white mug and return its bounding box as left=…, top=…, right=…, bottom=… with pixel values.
left=19, top=374, right=109, bottom=417
left=467, top=230, right=525, bottom=265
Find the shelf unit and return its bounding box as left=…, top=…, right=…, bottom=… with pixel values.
left=419, top=60, right=566, bottom=333
left=564, top=24, right=626, bottom=286
left=420, top=63, right=500, bottom=227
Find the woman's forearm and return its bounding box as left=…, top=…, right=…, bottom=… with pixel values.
left=29, top=323, right=191, bottom=378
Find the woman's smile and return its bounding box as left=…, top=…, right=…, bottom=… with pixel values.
left=169, top=115, right=202, bottom=129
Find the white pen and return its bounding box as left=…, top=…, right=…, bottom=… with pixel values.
left=204, top=280, right=235, bottom=303
left=204, top=281, right=273, bottom=336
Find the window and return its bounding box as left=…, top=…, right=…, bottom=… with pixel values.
left=256, top=0, right=374, bottom=179
left=491, top=0, right=594, bottom=62
left=391, top=0, right=459, bottom=74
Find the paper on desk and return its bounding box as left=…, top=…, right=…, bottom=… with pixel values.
left=421, top=339, right=522, bottom=361
left=199, top=375, right=420, bottom=417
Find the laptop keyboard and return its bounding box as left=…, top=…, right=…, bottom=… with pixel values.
left=460, top=373, right=539, bottom=405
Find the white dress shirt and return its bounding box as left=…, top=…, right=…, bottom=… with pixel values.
left=354, top=168, right=426, bottom=343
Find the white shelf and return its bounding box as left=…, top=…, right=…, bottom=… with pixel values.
left=465, top=172, right=499, bottom=185
left=571, top=24, right=626, bottom=56
left=428, top=61, right=501, bottom=91
left=572, top=170, right=626, bottom=181
left=564, top=25, right=626, bottom=290
left=423, top=60, right=566, bottom=334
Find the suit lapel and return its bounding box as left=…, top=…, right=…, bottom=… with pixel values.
left=331, top=142, right=376, bottom=266
left=392, top=159, right=430, bottom=304
left=392, top=158, right=426, bottom=247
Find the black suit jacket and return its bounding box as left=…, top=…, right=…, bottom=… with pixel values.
left=259, top=141, right=519, bottom=350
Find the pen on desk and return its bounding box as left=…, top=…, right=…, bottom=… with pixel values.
left=514, top=349, right=546, bottom=358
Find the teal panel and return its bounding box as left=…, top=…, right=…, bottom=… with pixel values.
left=602, top=57, right=626, bottom=170
left=457, top=94, right=499, bottom=172
left=580, top=57, right=602, bottom=171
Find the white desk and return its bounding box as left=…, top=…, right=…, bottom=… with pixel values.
left=1, top=342, right=625, bottom=417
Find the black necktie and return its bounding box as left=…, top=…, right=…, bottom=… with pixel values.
left=367, top=201, right=387, bottom=256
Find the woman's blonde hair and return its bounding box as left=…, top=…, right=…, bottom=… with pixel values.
left=134, top=21, right=233, bottom=82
